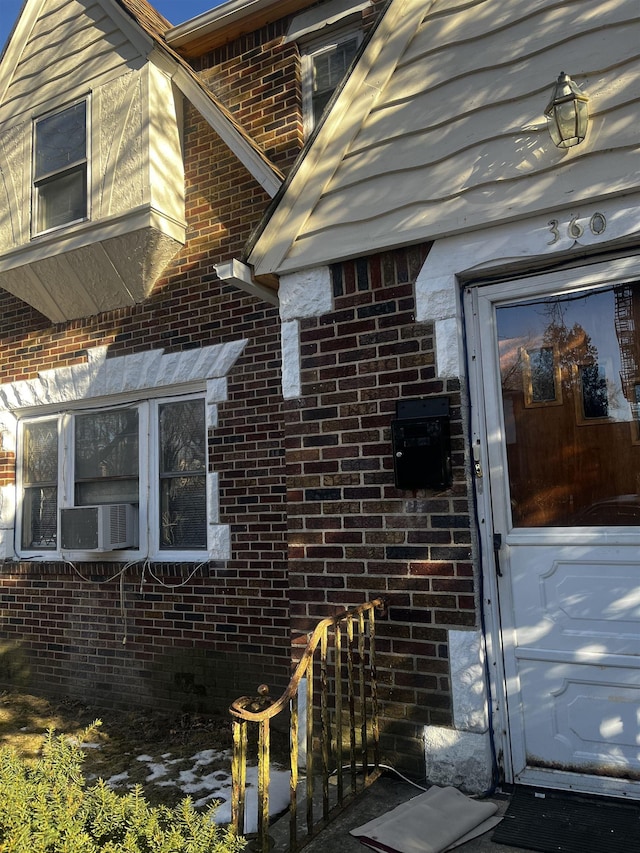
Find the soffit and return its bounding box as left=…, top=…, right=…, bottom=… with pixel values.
left=0, top=222, right=183, bottom=323
left=166, top=0, right=313, bottom=56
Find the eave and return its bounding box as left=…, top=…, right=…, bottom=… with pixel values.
left=0, top=207, right=184, bottom=323
left=165, top=0, right=316, bottom=56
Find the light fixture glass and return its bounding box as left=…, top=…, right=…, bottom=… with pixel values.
left=544, top=72, right=589, bottom=148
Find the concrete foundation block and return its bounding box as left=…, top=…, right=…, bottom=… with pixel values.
left=423, top=726, right=493, bottom=794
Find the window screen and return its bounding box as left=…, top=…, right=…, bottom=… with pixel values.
left=74, top=408, right=139, bottom=506
left=311, top=37, right=359, bottom=126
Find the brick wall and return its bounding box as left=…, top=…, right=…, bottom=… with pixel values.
left=0, top=13, right=306, bottom=712
left=285, top=246, right=477, bottom=777
left=0, top=2, right=447, bottom=753
left=0, top=274, right=290, bottom=712
left=195, top=19, right=303, bottom=179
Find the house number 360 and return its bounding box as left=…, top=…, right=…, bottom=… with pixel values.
left=547, top=212, right=606, bottom=245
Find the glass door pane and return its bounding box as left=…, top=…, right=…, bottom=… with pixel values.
left=497, top=282, right=640, bottom=527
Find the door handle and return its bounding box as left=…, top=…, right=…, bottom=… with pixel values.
left=473, top=442, right=483, bottom=478
left=493, top=533, right=503, bottom=577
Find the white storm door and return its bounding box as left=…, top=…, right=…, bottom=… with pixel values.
left=470, top=261, right=640, bottom=798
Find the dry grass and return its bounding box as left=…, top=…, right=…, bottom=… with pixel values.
left=0, top=690, right=236, bottom=809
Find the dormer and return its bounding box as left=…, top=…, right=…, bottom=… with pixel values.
left=0, top=0, right=189, bottom=322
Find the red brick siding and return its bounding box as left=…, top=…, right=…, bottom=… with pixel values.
left=0, top=565, right=288, bottom=710
left=195, top=20, right=303, bottom=176
left=0, top=16, right=306, bottom=711
left=286, top=246, right=476, bottom=776
left=0, top=284, right=290, bottom=712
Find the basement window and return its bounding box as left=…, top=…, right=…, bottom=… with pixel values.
left=33, top=100, right=88, bottom=235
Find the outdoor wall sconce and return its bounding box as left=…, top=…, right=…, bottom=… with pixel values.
left=544, top=72, right=589, bottom=148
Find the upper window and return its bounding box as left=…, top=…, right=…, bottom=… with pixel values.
left=33, top=100, right=88, bottom=235
left=302, top=32, right=360, bottom=134
left=287, top=0, right=368, bottom=135
left=18, top=395, right=207, bottom=559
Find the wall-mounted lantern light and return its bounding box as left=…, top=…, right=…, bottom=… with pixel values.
left=544, top=72, right=589, bottom=148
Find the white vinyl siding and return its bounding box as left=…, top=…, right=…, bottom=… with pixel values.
left=250, top=0, right=640, bottom=276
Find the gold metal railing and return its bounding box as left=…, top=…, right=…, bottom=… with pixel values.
left=229, top=598, right=385, bottom=852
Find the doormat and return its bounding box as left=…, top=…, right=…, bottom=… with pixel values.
left=491, top=786, right=640, bottom=853
left=350, top=785, right=502, bottom=853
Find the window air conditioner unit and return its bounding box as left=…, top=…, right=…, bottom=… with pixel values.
left=60, top=504, right=136, bottom=551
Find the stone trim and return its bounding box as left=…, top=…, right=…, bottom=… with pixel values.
left=0, top=342, right=247, bottom=562
left=0, top=341, right=246, bottom=411
left=278, top=266, right=332, bottom=399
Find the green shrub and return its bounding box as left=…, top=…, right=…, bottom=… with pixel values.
left=0, top=725, right=245, bottom=853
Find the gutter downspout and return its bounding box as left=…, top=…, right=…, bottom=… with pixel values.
left=214, top=259, right=279, bottom=306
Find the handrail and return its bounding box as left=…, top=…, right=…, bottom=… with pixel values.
left=229, top=598, right=385, bottom=852
left=230, top=599, right=384, bottom=722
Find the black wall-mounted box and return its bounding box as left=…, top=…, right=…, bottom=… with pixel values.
left=391, top=398, right=452, bottom=490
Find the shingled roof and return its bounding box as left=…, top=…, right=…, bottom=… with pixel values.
left=117, top=0, right=172, bottom=36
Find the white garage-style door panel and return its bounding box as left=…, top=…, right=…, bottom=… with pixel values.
left=467, top=258, right=640, bottom=798
left=518, top=660, right=640, bottom=776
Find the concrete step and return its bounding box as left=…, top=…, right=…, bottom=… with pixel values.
left=294, top=774, right=534, bottom=853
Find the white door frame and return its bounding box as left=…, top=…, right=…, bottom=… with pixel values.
left=463, top=257, right=640, bottom=798
left=413, top=195, right=640, bottom=792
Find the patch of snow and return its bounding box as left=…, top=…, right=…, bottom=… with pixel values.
left=105, top=748, right=290, bottom=833
left=146, top=764, right=170, bottom=781
left=211, top=766, right=291, bottom=833
left=177, top=769, right=198, bottom=788
left=106, top=771, right=130, bottom=785
left=135, top=754, right=171, bottom=781
left=192, top=749, right=218, bottom=765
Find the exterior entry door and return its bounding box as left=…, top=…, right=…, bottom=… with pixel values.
left=467, top=260, right=640, bottom=798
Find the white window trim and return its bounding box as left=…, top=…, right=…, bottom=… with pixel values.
left=0, top=342, right=246, bottom=563
left=32, top=96, right=91, bottom=239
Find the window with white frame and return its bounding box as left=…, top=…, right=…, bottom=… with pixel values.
left=18, top=395, right=207, bottom=558
left=302, top=31, right=361, bottom=133
left=158, top=398, right=207, bottom=550
left=33, top=100, right=88, bottom=235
